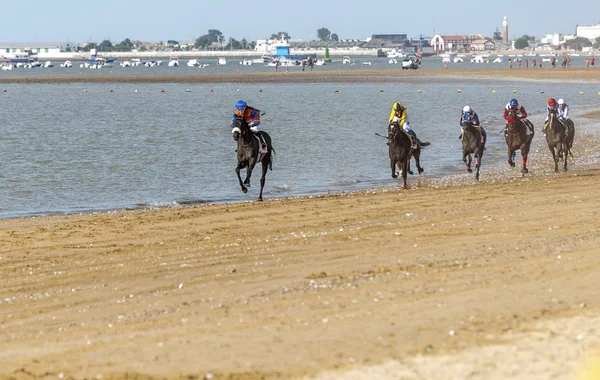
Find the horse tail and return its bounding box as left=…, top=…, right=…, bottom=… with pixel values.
left=420, top=141, right=431, bottom=147
left=269, top=147, right=275, bottom=171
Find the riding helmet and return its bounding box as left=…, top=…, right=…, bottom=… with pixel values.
left=548, top=98, right=556, bottom=107
left=558, top=98, right=565, bottom=105
left=236, top=100, right=247, bottom=111
left=463, top=105, right=472, bottom=113
left=509, top=98, right=519, bottom=107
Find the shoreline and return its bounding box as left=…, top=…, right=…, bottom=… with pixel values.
left=0, top=68, right=599, bottom=84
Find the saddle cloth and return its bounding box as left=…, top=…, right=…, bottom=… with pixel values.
left=254, top=135, right=268, bottom=154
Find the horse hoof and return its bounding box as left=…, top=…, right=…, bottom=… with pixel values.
left=476, top=173, right=480, bottom=181
left=467, top=168, right=473, bottom=173
left=509, top=162, right=516, bottom=168
left=242, top=186, right=248, bottom=193
left=408, top=171, right=414, bottom=175
left=392, top=173, right=398, bottom=179
left=418, top=168, right=424, bottom=174
left=257, top=197, right=263, bottom=202
left=522, top=168, right=529, bottom=174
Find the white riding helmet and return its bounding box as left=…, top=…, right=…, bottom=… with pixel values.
left=463, top=105, right=472, bottom=113
left=558, top=98, right=565, bottom=105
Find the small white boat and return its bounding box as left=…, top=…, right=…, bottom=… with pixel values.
left=120, top=61, right=131, bottom=67
left=30, top=61, right=42, bottom=68
left=342, top=56, right=351, bottom=64
left=43, top=61, right=53, bottom=68
left=1, top=64, right=13, bottom=71
left=314, top=59, right=326, bottom=66
left=240, top=59, right=253, bottom=66
left=187, top=59, right=200, bottom=67
left=217, top=57, right=227, bottom=65
left=361, top=61, right=372, bottom=66
left=493, top=57, right=503, bottom=64
left=542, top=58, right=551, bottom=62
left=168, top=57, right=179, bottom=67
left=201, top=63, right=210, bottom=68
left=388, top=58, right=398, bottom=64
left=471, top=56, right=485, bottom=63
left=453, top=57, right=463, bottom=63
left=60, top=60, right=72, bottom=68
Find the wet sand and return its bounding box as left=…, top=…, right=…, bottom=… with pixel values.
left=1, top=68, right=600, bottom=84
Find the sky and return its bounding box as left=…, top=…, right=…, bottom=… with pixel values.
left=2, top=0, right=599, bottom=44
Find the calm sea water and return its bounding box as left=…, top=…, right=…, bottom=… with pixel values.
left=0, top=79, right=599, bottom=218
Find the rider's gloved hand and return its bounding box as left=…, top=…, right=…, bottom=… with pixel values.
left=250, top=126, right=258, bottom=133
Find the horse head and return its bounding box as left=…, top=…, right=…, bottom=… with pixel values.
left=506, top=108, right=524, bottom=136
left=231, top=117, right=249, bottom=142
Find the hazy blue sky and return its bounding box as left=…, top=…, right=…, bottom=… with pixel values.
left=2, top=0, right=599, bottom=43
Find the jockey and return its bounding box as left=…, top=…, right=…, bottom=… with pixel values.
left=230, top=100, right=267, bottom=150
left=543, top=98, right=568, bottom=134
left=503, top=98, right=528, bottom=121
left=388, top=101, right=417, bottom=149
left=557, top=98, right=569, bottom=122
left=459, top=105, right=484, bottom=143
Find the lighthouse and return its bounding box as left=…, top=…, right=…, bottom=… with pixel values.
left=503, top=16, right=509, bottom=44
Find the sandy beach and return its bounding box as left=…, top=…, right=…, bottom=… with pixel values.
left=0, top=68, right=599, bottom=84
left=1, top=71, right=600, bottom=380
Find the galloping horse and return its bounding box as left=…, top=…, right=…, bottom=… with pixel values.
left=461, top=118, right=486, bottom=181
left=545, top=109, right=569, bottom=172
left=505, top=108, right=534, bottom=174
left=388, top=124, right=413, bottom=188
left=406, top=130, right=428, bottom=176
left=232, top=118, right=274, bottom=201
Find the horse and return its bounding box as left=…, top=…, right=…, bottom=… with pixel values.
left=505, top=108, right=534, bottom=174
left=231, top=118, right=274, bottom=201
left=388, top=124, right=413, bottom=188
left=461, top=119, right=486, bottom=181
left=544, top=110, right=569, bottom=172
left=559, top=118, right=575, bottom=161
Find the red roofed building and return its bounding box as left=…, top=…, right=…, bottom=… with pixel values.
left=432, top=34, right=485, bottom=52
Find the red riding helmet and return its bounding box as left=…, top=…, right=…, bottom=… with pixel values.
left=548, top=98, right=557, bottom=107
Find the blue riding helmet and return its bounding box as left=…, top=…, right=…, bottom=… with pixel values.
left=235, top=100, right=247, bottom=111
left=509, top=98, right=519, bottom=107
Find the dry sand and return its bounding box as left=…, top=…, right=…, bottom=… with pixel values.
left=1, top=68, right=600, bottom=84
left=1, top=71, right=600, bottom=380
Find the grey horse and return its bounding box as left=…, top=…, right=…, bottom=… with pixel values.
left=232, top=118, right=274, bottom=201
left=461, top=118, right=486, bottom=181
left=544, top=110, right=569, bottom=172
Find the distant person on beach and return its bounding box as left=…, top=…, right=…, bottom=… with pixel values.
left=592, top=57, right=596, bottom=67
left=532, top=59, right=537, bottom=67
left=518, top=59, right=522, bottom=68
left=274, top=60, right=279, bottom=73
left=567, top=56, right=571, bottom=67
left=508, top=58, right=513, bottom=69
left=526, top=59, right=529, bottom=68
left=459, top=105, right=484, bottom=142
left=585, top=58, right=589, bottom=68
left=388, top=102, right=417, bottom=149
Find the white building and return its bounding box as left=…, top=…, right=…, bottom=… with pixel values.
left=540, top=33, right=561, bottom=46
left=254, top=36, right=289, bottom=53
left=0, top=43, right=62, bottom=57
left=576, top=24, right=600, bottom=40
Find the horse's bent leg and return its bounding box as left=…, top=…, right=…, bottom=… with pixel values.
left=464, top=153, right=472, bottom=173
left=414, top=152, right=424, bottom=174
left=236, top=163, right=247, bottom=193
left=258, top=160, right=269, bottom=201
left=244, top=159, right=256, bottom=186
left=549, top=145, right=558, bottom=172
left=475, top=154, right=481, bottom=181
left=562, top=144, right=569, bottom=171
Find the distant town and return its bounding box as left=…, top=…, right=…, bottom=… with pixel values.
left=1, top=19, right=599, bottom=61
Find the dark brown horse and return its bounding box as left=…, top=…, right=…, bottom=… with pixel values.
left=388, top=124, right=412, bottom=188
left=461, top=119, right=486, bottom=181
left=544, top=110, right=569, bottom=172
left=232, top=118, right=274, bottom=201
left=406, top=130, right=429, bottom=176
left=505, top=109, right=534, bottom=174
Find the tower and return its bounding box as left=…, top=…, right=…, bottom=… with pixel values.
left=503, top=16, right=509, bottom=44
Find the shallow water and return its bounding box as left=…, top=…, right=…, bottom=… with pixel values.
left=0, top=79, right=599, bottom=218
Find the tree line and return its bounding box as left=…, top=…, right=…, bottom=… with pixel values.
left=513, top=34, right=600, bottom=50
left=80, top=27, right=343, bottom=52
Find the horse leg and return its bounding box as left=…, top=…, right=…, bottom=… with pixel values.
left=521, top=152, right=529, bottom=174
left=258, top=159, right=269, bottom=201
left=244, top=158, right=256, bottom=187
left=562, top=143, right=568, bottom=171
left=401, top=160, right=409, bottom=189
left=508, top=149, right=516, bottom=168
left=413, top=150, right=424, bottom=174
left=464, top=152, right=472, bottom=173
left=391, top=159, right=398, bottom=178
left=236, top=163, right=248, bottom=193
left=549, top=145, right=558, bottom=173
left=475, top=154, right=481, bottom=181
